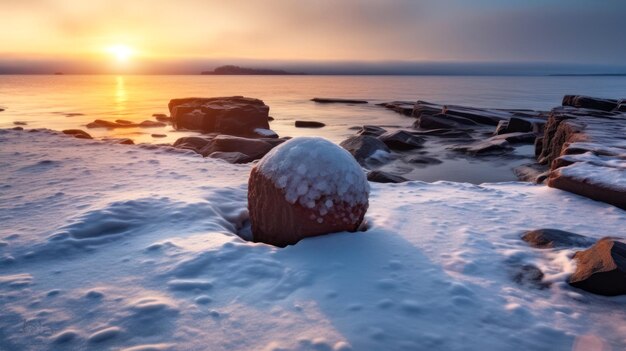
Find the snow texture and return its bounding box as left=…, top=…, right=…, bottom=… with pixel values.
left=1, top=129, right=625, bottom=351
left=256, top=137, right=369, bottom=214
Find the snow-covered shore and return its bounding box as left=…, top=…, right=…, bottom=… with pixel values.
left=1, top=128, right=625, bottom=351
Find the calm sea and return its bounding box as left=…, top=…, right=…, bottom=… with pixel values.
left=2, top=75, right=626, bottom=143
left=1, top=75, right=624, bottom=182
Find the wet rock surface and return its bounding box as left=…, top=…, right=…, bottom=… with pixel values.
left=378, top=130, right=425, bottom=150
left=367, top=170, right=409, bottom=183
left=295, top=120, right=325, bottom=128
left=512, top=264, right=550, bottom=289
left=379, top=95, right=624, bottom=207
left=522, top=228, right=596, bottom=249
left=62, top=129, right=92, bottom=139
left=171, top=134, right=289, bottom=164
left=339, top=135, right=390, bottom=164
left=569, top=237, right=626, bottom=296
left=311, top=98, right=368, bottom=104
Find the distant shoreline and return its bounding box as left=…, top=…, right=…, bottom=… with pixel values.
left=201, top=65, right=306, bottom=75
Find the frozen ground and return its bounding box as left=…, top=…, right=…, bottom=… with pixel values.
left=0, top=128, right=625, bottom=351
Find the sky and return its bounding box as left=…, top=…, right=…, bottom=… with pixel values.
left=1, top=0, right=626, bottom=74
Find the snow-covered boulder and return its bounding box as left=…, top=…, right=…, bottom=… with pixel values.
left=248, top=137, right=369, bottom=246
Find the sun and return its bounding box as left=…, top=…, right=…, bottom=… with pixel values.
left=107, top=44, right=134, bottom=62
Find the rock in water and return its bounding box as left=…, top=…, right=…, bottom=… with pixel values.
left=521, top=228, right=595, bottom=249
left=248, top=137, right=369, bottom=247
left=339, top=135, right=390, bottom=164
left=367, top=170, right=409, bottom=183
left=62, top=129, right=92, bottom=139
left=168, top=96, right=271, bottom=136
left=569, top=238, right=626, bottom=296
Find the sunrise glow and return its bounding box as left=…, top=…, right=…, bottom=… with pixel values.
left=107, top=45, right=134, bottom=62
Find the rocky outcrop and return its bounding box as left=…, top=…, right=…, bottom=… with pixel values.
left=339, top=135, right=390, bottom=164
left=522, top=228, right=595, bottom=249
left=62, top=129, right=92, bottom=139
left=569, top=237, right=626, bottom=296
left=168, top=96, right=271, bottom=136
left=248, top=137, right=369, bottom=247
left=311, top=98, right=368, bottom=104
left=367, top=170, right=409, bottom=183
left=535, top=99, right=626, bottom=209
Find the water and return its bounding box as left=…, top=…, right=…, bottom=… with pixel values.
left=1, top=75, right=625, bottom=182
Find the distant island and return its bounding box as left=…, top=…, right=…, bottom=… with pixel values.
left=201, top=65, right=305, bottom=75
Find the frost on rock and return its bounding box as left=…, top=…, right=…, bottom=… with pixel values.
left=256, top=137, right=370, bottom=216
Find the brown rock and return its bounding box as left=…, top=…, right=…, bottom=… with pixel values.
left=295, top=120, right=325, bottom=128
left=200, top=135, right=274, bottom=160
left=169, top=96, right=270, bottom=136
left=569, top=238, right=626, bottom=296
left=522, top=228, right=595, bottom=249
left=62, top=129, right=92, bottom=139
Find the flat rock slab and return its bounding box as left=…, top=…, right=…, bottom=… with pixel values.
left=381, top=100, right=545, bottom=127
left=536, top=98, right=626, bottom=209
left=367, top=170, right=409, bottom=183
left=311, top=98, right=368, bottom=104
left=295, top=120, right=326, bottom=128
left=522, top=228, right=596, bottom=249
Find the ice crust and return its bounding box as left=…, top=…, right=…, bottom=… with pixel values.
left=256, top=137, right=369, bottom=213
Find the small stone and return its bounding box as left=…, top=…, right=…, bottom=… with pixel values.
left=295, top=120, right=325, bottom=128
left=367, top=170, right=409, bottom=183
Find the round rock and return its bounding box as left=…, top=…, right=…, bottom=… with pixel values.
left=248, top=137, right=369, bottom=247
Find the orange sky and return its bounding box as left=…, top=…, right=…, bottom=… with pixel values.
left=2, top=0, right=625, bottom=74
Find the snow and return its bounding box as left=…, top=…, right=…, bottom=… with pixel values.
left=1, top=129, right=626, bottom=351
left=256, top=137, right=369, bottom=214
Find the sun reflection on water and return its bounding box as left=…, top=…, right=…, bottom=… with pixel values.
left=115, top=75, right=127, bottom=115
